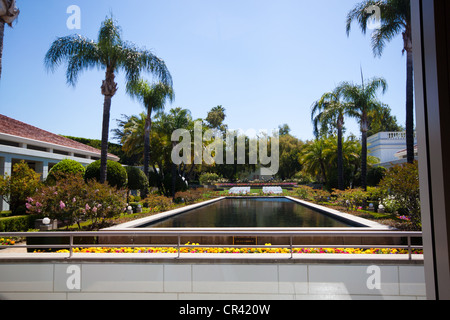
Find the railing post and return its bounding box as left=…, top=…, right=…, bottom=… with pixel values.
left=69, top=234, right=73, bottom=259
left=290, top=236, right=293, bottom=259
left=408, top=235, right=412, bottom=260
left=177, top=235, right=181, bottom=259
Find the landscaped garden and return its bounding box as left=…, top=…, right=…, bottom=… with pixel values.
left=0, top=1, right=421, bottom=256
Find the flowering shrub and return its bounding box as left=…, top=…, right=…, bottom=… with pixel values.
left=379, top=161, right=421, bottom=228
left=175, top=188, right=208, bottom=205
left=332, top=188, right=368, bottom=211
left=142, top=194, right=173, bottom=212
left=26, top=174, right=127, bottom=229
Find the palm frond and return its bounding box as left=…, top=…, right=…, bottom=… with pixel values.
left=119, top=42, right=173, bottom=87
left=126, top=79, right=174, bottom=114
left=44, top=35, right=101, bottom=86
left=347, top=0, right=411, bottom=56
left=97, top=16, right=122, bottom=50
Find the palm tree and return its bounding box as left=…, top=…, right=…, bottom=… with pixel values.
left=337, top=75, right=387, bottom=190
left=311, top=89, right=349, bottom=190
left=0, top=0, right=19, bottom=80
left=44, top=16, right=173, bottom=184
left=126, top=80, right=174, bottom=191
left=114, top=113, right=146, bottom=162
left=155, top=108, right=193, bottom=197
left=300, top=138, right=333, bottom=186
left=346, top=0, right=414, bottom=163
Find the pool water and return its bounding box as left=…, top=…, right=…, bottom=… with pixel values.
left=141, top=197, right=354, bottom=228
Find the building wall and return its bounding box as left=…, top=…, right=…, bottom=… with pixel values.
left=368, top=132, right=418, bottom=167
left=0, top=147, right=97, bottom=212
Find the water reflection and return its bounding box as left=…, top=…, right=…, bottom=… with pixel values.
left=144, top=198, right=353, bottom=228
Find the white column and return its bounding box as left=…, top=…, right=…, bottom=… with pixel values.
left=0, top=155, right=12, bottom=211
left=42, top=160, right=49, bottom=180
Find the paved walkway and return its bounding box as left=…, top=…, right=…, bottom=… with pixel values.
left=0, top=242, right=27, bottom=253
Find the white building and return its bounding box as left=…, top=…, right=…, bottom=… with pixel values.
left=0, top=114, right=119, bottom=211
left=368, top=131, right=418, bottom=168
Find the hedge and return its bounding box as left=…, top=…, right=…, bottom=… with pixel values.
left=0, top=215, right=35, bottom=232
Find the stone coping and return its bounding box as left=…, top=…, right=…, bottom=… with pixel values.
left=0, top=252, right=424, bottom=265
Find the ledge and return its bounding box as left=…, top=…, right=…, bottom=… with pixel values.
left=0, top=252, right=424, bottom=265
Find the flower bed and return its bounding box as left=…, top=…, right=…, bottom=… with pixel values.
left=53, top=243, right=423, bottom=255
left=0, top=237, right=16, bottom=246
left=216, top=182, right=297, bottom=188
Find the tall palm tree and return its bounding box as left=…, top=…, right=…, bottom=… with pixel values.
left=44, top=16, right=173, bottom=184
left=346, top=0, right=414, bottom=163
left=337, top=76, right=387, bottom=190
left=126, top=80, right=174, bottom=188
left=311, top=89, right=349, bottom=190
left=0, top=0, right=19, bottom=80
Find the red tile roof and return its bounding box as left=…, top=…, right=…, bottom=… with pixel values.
left=0, top=114, right=118, bottom=159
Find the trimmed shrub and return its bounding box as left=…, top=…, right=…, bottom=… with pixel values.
left=125, top=166, right=148, bottom=191
left=46, top=159, right=85, bottom=184
left=0, top=215, right=34, bottom=232
left=84, top=160, right=127, bottom=188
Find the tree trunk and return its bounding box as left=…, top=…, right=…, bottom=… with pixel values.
left=142, top=109, right=152, bottom=198
left=361, top=127, right=368, bottom=191
left=99, top=69, right=118, bottom=184
left=171, top=141, right=177, bottom=199
left=0, top=21, right=5, bottom=80
left=100, top=95, right=112, bottom=184
left=337, top=117, right=344, bottom=190
left=405, top=37, right=415, bottom=164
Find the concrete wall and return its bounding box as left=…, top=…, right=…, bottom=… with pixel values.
left=0, top=257, right=426, bottom=300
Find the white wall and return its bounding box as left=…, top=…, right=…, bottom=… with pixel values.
left=0, top=259, right=426, bottom=300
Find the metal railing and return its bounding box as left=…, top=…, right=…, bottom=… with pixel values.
left=0, top=230, right=423, bottom=260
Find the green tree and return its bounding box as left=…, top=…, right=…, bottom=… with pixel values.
left=206, top=105, right=228, bottom=133
left=126, top=80, right=174, bottom=193
left=114, top=113, right=146, bottom=164
left=311, top=89, right=351, bottom=190
left=367, top=104, right=403, bottom=136
left=299, top=138, right=333, bottom=186
left=336, top=75, right=387, bottom=190
left=156, top=108, right=193, bottom=197
left=0, top=161, right=41, bottom=214
left=278, top=134, right=303, bottom=180
left=45, top=16, right=172, bottom=184
left=0, top=0, right=19, bottom=80
left=347, top=0, right=414, bottom=163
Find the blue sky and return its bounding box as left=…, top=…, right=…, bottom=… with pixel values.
left=0, top=0, right=407, bottom=142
